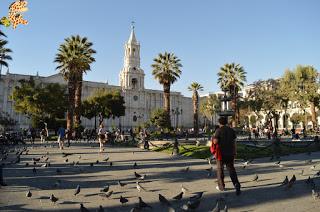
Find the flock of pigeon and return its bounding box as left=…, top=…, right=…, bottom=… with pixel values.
left=1, top=143, right=320, bottom=211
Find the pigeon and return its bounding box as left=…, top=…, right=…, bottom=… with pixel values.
left=211, top=200, right=220, bottom=212
left=182, top=198, right=201, bottom=211
left=80, top=203, right=90, bottom=212
left=33, top=161, right=37, bottom=165
left=32, top=167, right=36, bottom=174
left=310, top=165, right=316, bottom=170
left=100, top=185, right=109, bottom=192
left=96, top=160, right=99, bottom=164
left=172, top=192, right=183, bottom=200
left=99, top=190, right=113, bottom=198
left=103, top=157, right=109, bottom=162
left=312, top=189, right=320, bottom=200
left=135, top=172, right=142, bottom=179
left=181, top=184, right=189, bottom=193
left=275, top=161, right=281, bottom=165
left=252, top=174, right=259, bottom=182
left=25, top=162, right=29, bottom=167
left=287, top=175, right=296, bottom=188
left=159, top=194, right=171, bottom=206
left=120, top=196, right=128, bottom=204
left=190, top=192, right=204, bottom=201
left=133, top=162, right=138, bottom=169
left=62, top=152, right=72, bottom=157
left=118, top=180, right=126, bottom=187
left=65, top=159, right=69, bottom=163
left=41, top=163, right=48, bottom=168
left=136, top=182, right=147, bottom=192
left=109, top=162, right=113, bottom=167
left=74, top=185, right=81, bottom=195
left=50, top=194, right=58, bottom=203
left=183, top=167, right=190, bottom=172
left=26, top=190, right=32, bottom=198
left=280, top=176, right=289, bottom=186
left=33, top=157, right=40, bottom=162
left=138, top=197, right=152, bottom=209
left=222, top=205, right=228, bottom=212
left=97, top=205, right=104, bottom=212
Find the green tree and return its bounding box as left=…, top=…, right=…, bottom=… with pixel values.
left=200, top=94, right=220, bottom=127
left=0, top=30, right=12, bottom=79
left=54, top=35, right=96, bottom=131
left=11, top=78, right=68, bottom=128
left=217, top=63, right=246, bottom=127
left=151, top=52, right=182, bottom=128
left=188, top=82, right=203, bottom=135
left=148, top=108, right=168, bottom=129
left=82, top=89, right=125, bottom=128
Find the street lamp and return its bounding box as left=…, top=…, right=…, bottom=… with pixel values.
left=171, top=107, right=182, bottom=129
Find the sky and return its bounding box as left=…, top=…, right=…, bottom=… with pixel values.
left=1, top=0, right=320, bottom=97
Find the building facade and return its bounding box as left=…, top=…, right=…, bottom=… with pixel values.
left=0, top=27, right=193, bottom=130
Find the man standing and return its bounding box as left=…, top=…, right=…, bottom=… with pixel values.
left=213, top=117, right=241, bottom=195
left=57, top=126, right=65, bottom=150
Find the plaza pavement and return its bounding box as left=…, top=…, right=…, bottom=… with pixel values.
left=0, top=141, right=320, bottom=212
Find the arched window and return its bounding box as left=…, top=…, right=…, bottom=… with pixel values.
left=132, top=78, right=138, bottom=89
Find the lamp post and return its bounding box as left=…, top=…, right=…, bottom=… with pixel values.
left=171, top=107, right=182, bottom=129
left=218, top=87, right=234, bottom=122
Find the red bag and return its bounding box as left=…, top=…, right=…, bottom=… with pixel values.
left=210, top=140, right=222, bottom=160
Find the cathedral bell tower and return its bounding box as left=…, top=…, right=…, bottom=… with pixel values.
left=119, top=24, right=145, bottom=90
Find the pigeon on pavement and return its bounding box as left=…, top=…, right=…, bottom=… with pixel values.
left=50, top=194, right=58, bottom=203
left=100, top=185, right=109, bottom=192
left=181, top=184, right=189, bottom=193
left=138, top=197, right=152, bottom=209
left=80, top=203, right=90, bottom=212
left=120, top=196, right=128, bottom=204
left=99, top=190, right=113, bottom=198
left=74, top=185, right=81, bottom=195
left=136, top=182, right=147, bottom=192
left=287, top=175, right=296, bottom=188
left=280, top=176, right=289, bottom=186
left=26, top=190, right=32, bottom=198
left=159, top=194, right=171, bottom=206
left=252, top=174, right=259, bottom=182
left=172, top=192, right=183, bottom=200
left=118, top=180, right=126, bottom=187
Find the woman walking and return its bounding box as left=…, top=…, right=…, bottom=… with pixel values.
left=98, top=124, right=106, bottom=153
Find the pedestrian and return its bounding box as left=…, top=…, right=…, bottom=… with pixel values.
left=30, top=127, right=36, bottom=144
left=98, top=124, right=106, bottom=153
left=40, top=128, right=47, bottom=143
left=57, top=126, right=65, bottom=150
left=211, top=116, right=241, bottom=195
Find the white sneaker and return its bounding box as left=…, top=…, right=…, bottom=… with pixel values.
left=216, top=186, right=224, bottom=191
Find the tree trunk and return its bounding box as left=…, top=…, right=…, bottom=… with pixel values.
left=193, top=92, right=199, bottom=136
left=74, top=73, right=83, bottom=128
left=310, top=101, right=317, bottom=129
left=67, top=79, right=75, bottom=131
left=163, top=84, right=171, bottom=128
left=231, top=96, right=237, bottom=127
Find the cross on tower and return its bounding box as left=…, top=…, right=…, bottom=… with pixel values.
left=131, top=21, right=135, bottom=30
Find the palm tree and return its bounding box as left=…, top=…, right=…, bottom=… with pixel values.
left=151, top=52, right=182, bottom=128
left=0, top=30, right=12, bottom=80
left=54, top=35, right=96, bottom=131
left=188, top=82, right=203, bottom=135
left=217, top=63, right=246, bottom=127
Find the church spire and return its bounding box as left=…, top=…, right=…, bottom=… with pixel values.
left=128, top=21, right=138, bottom=44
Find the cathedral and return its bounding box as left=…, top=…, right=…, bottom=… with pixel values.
left=0, top=27, right=193, bottom=130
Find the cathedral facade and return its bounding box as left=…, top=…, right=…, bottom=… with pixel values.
left=0, top=27, right=193, bottom=130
